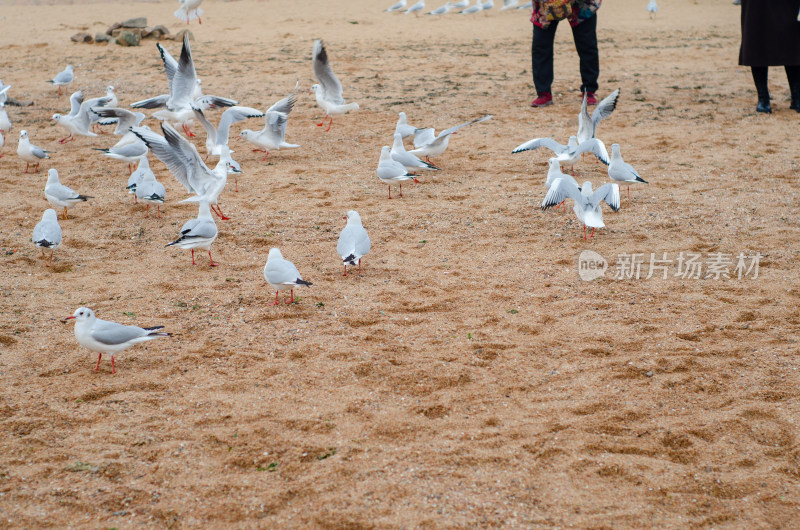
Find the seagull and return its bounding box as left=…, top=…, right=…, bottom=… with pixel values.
left=391, top=132, right=440, bottom=171
left=482, top=0, right=494, bottom=14
left=93, top=140, right=149, bottom=175
left=175, top=0, right=204, bottom=24
left=378, top=146, right=418, bottom=199
left=192, top=105, right=264, bottom=158
left=166, top=200, right=218, bottom=266
left=337, top=210, right=371, bottom=276
left=608, top=143, right=648, bottom=198
left=126, top=155, right=152, bottom=203
left=131, top=35, right=237, bottom=137
left=240, top=88, right=300, bottom=161
left=512, top=135, right=609, bottom=174
left=385, top=0, right=407, bottom=12
left=394, top=112, right=417, bottom=138
left=542, top=179, right=620, bottom=238
left=647, top=0, right=658, bottom=18
left=427, top=2, right=453, bottom=14
left=47, top=65, right=74, bottom=95
left=51, top=90, right=112, bottom=143
left=0, top=102, right=11, bottom=132
left=90, top=107, right=147, bottom=149
left=409, top=114, right=492, bottom=164
left=460, top=0, right=483, bottom=14
left=89, top=86, right=119, bottom=133
left=17, top=130, right=50, bottom=173
left=311, top=40, right=360, bottom=132
left=132, top=122, right=235, bottom=220
left=63, top=307, right=170, bottom=374
left=405, top=0, right=425, bottom=15
left=135, top=166, right=167, bottom=218
left=544, top=158, right=579, bottom=212
left=577, top=88, right=619, bottom=144
left=44, top=169, right=92, bottom=220
left=500, top=0, right=519, bottom=10
left=32, top=209, right=62, bottom=266
left=264, top=248, right=313, bottom=305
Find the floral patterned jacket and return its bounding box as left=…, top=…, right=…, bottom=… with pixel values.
left=530, top=0, right=602, bottom=28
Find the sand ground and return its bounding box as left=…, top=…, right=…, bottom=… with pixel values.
left=1, top=0, right=799, bottom=527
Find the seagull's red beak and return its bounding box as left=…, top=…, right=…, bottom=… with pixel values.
left=62, top=316, right=75, bottom=322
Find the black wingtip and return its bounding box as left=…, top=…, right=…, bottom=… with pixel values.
left=143, top=325, right=165, bottom=331
left=342, top=254, right=357, bottom=265
left=35, top=239, right=54, bottom=248
left=92, top=148, right=109, bottom=153
left=636, top=176, right=648, bottom=184
left=77, top=195, right=93, bottom=201
left=296, top=279, right=313, bottom=287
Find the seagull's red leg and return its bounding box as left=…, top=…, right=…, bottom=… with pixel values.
left=133, top=195, right=138, bottom=204
left=627, top=186, right=630, bottom=199
left=191, top=249, right=197, bottom=265
left=58, top=135, right=73, bottom=144
left=62, top=207, right=69, bottom=220
left=182, top=123, right=196, bottom=137
left=41, top=249, right=45, bottom=260
left=34, top=162, right=40, bottom=173
left=213, top=204, right=231, bottom=221
left=235, top=177, right=239, bottom=193
left=317, top=115, right=328, bottom=127
left=24, top=162, right=29, bottom=173
left=388, top=185, right=392, bottom=199
left=358, top=259, right=362, bottom=273
left=208, top=251, right=218, bottom=267
left=94, top=353, right=102, bottom=372
left=286, top=290, right=294, bottom=304
left=156, top=205, right=162, bottom=219
left=145, top=204, right=150, bottom=218
left=325, top=117, right=333, bottom=132
left=272, top=291, right=279, bottom=306
left=49, top=249, right=54, bottom=265
left=399, top=183, right=403, bottom=197
left=111, top=356, right=116, bottom=374
left=590, top=227, right=595, bottom=238
left=343, top=264, right=347, bottom=277
left=583, top=225, right=587, bottom=239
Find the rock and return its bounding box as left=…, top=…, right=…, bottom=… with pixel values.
left=121, top=17, right=147, bottom=28
left=106, top=22, right=122, bottom=36
left=70, top=33, right=93, bottom=44
left=116, top=30, right=141, bottom=47
left=112, top=27, right=145, bottom=39
left=173, top=29, right=194, bottom=42
left=143, top=25, right=170, bottom=40
left=95, top=33, right=111, bottom=43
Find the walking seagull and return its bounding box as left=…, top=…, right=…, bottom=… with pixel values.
left=240, top=88, right=300, bottom=161
left=337, top=210, right=371, bottom=276
left=32, top=209, right=62, bottom=266
left=264, top=248, right=313, bottom=305
left=607, top=143, right=648, bottom=198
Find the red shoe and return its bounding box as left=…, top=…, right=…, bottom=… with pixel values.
left=583, top=91, right=598, bottom=105
left=530, top=92, right=552, bottom=107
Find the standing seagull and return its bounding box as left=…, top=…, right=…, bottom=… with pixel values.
left=0, top=102, right=11, bottom=132
left=337, top=210, right=371, bottom=276
left=240, top=89, right=300, bottom=161
left=175, top=0, right=204, bottom=24
left=47, top=65, right=74, bottom=96
left=501, top=0, right=519, bottom=10
left=44, top=169, right=92, bottom=220
left=63, top=307, right=170, bottom=375
left=427, top=2, right=453, bottom=14
left=405, top=0, right=425, bottom=15
left=136, top=168, right=167, bottom=218
left=311, top=40, right=360, bottom=132
left=17, top=130, right=50, bottom=173
left=391, top=132, right=440, bottom=171
left=51, top=90, right=112, bottom=144
left=93, top=139, right=149, bottom=175
left=32, top=209, right=62, bottom=266
left=577, top=88, right=619, bottom=144
left=647, top=0, right=658, bottom=18
left=460, top=0, right=483, bottom=14
left=126, top=155, right=153, bottom=203
left=264, top=248, right=313, bottom=305
left=608, top=143, right=648, bottom=198
left=378, top=146, right=418, bottom=199
left=394, top=112, right=417, bottom=138
left=385, top=0, right=407, bottom=12
left=542, top=179, right=620, bottom=239
left=409, top=114, right=492, bottom=164
left=166, top=200, right=218, bottom=266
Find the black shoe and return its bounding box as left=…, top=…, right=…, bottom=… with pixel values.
left=756, top=99, right=772, bottom=113
left=790, top=99, right=800, bottom=112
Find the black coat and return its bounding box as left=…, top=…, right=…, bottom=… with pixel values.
left=739, top=0, right=800, bottom=66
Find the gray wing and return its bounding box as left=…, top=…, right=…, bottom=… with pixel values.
left=575, top=138, right=609, bottom=165
left=47, top=183, right=81, bottom=201
left=184, top=218, right=217, bottom=239
left=194, top=95, right=238, bottom=110
left=437, top=114, right=492, bottom=138
left=312, top=40, right=345, bottom=105
left=132, top=123, right=206, bottom=193
left=588, top=183, right=620, bottom=212
left=75, top=96, right=111, bottom=131
left=413, top=128, right=436, bottom=148
left=216, top=106, right=264, bottom=147
left=191, top=106, right=217, bottom=144
left=91, top=320, right=148, bottom=346
left=107, top=141, right=148, bottom=158
left=157, top=42, right=179, bottom=92
left=67, top=91, right=83, bottom=118
left=168, top=34, right=198, bottom=110
left=266, top=258, right=304, bottom=285
left=31, top=145, right=50, bottom=160
left=541, top=178, right=584, bottom=210
left=131, top=95, right=170, bottom=109
left=267, top=91, right=298, bottom=115
left=91, top=108, right=146, bottom=135
left=512, top=137, right=566, bottom=154
left=33, top=219, right=62, bottom=246
left=53, top=68, right=73, bottom=84
left=591, top=88, right=620, bottom=125
left=264, top=111, right=288, bottom=141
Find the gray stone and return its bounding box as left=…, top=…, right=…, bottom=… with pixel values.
left=121, top=17, right=147, bottom=28
left=143, top=25, right=170, bottom=40
left=106, top=22, right=122, bottom=36
left=116, top=30, right=141, bottom=47
left=95, top=33, right=111, bottom=43
left=70, top=32, right=93, bottom=43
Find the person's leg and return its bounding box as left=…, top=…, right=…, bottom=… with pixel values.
left=785, top=65, right=800, bottom=112
left=571, top=14, right=599, bottom=96
left=532, top=21, right=558, bottom=104
left=752, top=66, right=771, bottom=113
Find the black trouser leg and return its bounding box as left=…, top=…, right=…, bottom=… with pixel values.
left=786, top=65, right=800, bottom=111
left=752, top=66, right=771, bottom=113
left=571, top=15, right=599, bottom=94
left=532, top=22, right=558, bottom=95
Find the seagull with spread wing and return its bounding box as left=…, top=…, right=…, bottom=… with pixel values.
left=310, top=40, right=360, bottom=132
